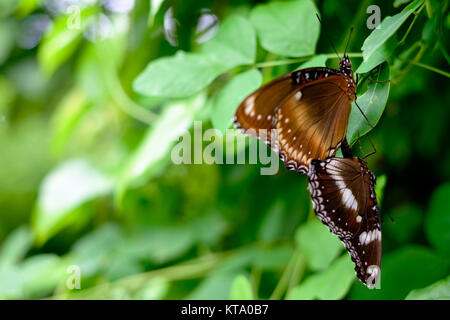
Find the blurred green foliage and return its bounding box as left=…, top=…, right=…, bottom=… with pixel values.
left=0, top=0, right=449, bottom=300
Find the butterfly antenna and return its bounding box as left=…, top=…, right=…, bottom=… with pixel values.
left=381, top=214, right=395, bottom=224
left=383, top=211, right=395, bottom=223
left=344, top=25, right=354, bottom=56
left=316, top=13, right=341, bottom=60
left=388, top=214, right=395, bottom=223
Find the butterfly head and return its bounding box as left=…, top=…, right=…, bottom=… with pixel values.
left=339, top=55, right=353, bottom=76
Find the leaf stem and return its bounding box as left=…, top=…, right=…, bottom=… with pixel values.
left=394, top=42, right=426, bottom=83
left=408, top=60, right=450, bottom=78
left=438, top=41, right=450, bottom=65
left=96, top=45, right=157, bottom=125
left=287, top=250, right=305, bottom=293
left=109, top=80, right=158, bottom=125
left=251, top=267, right=262, bottom=299
left=399, top=1, right=426, bottom=45
left=49, top=240, right=291, bottom=299
left=50, top=251, right=226, bottom=299
left=269, top=252, right=296, bottom=300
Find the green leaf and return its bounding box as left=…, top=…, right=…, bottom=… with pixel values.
left=0, top=253, right=65, bottom=299
left=33, top=159, right=115, bottom=243
left=0, top=0, right=18, bottom=17
left=0, top=267, right=22, bottom=298
left=230, top=274, right=254, bottom=300
left=94, top=15, right=130, bottom=67
left=425, top=183, right=450, bottom=255
left=295, top=54, right=328, bottom=69
left=76, top=45, right=109, bottom=104
left=347, top=62, right=390, bottom=144
left=117, top=95, right=205, bottom=199
left=286, top=254, right=355, bottom=300
left=384, top=204, right=422, bottom=244
left=394, top=0, right=414, bottom=8
left=0, top=75, right=15, bottom=114
left=16, top=0, right=46, bottom=17
left=50, top=88, right=90, bottom=155
left=214, top=245, right=293, bottom=273
left=126, top=226, right=195, bottom=264
left=295, top=219, right=342, bottom=271
left=202, top=15, right=256, bottom=69
left=349, top=246, right=450, bottom=299
left=0, top=227, right=32, bottom=269
left=406, top=275, right=450, bottom=300
left=214, top=247, right=257, bottom=274
left=71, top=223, right=123, bottom=276
left=38, top=6, right=97, bottom=76
left=258, top=199, right=286, bottom=243
left=133, top=51, right=226, bottom=98
left=375, top=174, right=387, bottom=208
left=187, top=271, right=239, bottom=300
left=148, top=0, right=165, bottom=27
left=422, top=11, right=438, bottom=45
left=212, top=69, right=262, bottom=133
left=188, top=213, right=229, bottom=247
left=134, top=277, right=169, bottom=300
left=361, top=0, right=423, bottom=62
left=250, top=0, right=320, bottom=57
left=0, top=19, right=16, bottom=65
left=356, top=38, right=396, bottom=74
left=252, top=245, right=293, bottom=270
left=20, top=254, right=65, bottom=297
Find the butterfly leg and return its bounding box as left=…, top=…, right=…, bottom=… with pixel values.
left=357, top=132, right=365, bottom=156
left=367, top=66, right=391, bottom=83
left=354, top=100, right=375, bottom=129
left=367, top=78, right=391, bottom=84
left=361, top=133, right=377, bottom=159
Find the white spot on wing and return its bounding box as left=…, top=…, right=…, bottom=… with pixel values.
left=359, top=229, right=381, bottom=245
left=244, top=95, right=255, bottom=115
left=334, top=178, right=358, bottom=211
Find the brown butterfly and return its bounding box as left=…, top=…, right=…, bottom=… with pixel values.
left=307, top=138, right=382, bottom=288
left=234, top=55, right=357, bottom=173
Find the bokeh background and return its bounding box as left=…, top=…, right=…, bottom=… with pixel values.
left=0, top=0, right=449, bottom=299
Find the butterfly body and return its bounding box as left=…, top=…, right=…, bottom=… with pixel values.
left=234, top=55, right=357, bottom=173
left=307, top=151, right=382, bottom=288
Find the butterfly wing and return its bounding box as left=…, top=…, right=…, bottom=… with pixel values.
left=307, top=157, right=382, bottom=288
left=234, top=67, right=349, bottom=145
left=274, top=75, right=352, bottom=173
left=234, top=73, right=293, bottom=142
